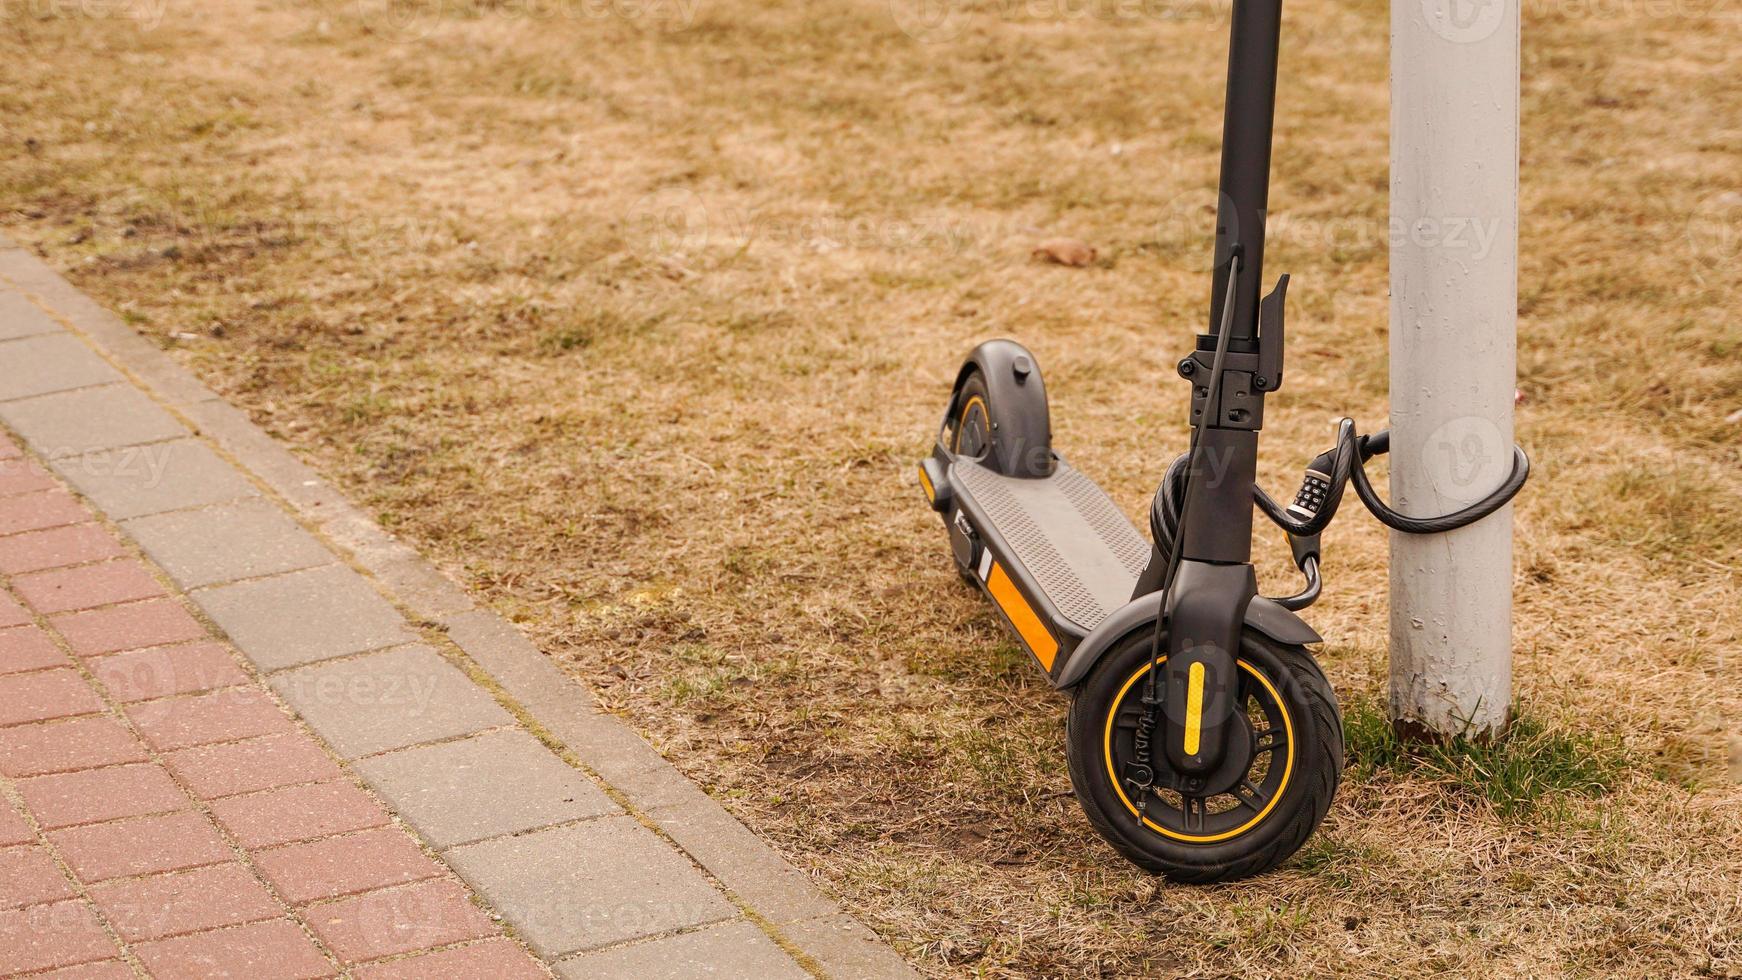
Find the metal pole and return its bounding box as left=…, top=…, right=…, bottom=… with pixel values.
left=1388, top=0, right=1519, bottom=739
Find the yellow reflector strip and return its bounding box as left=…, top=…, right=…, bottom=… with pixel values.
left=986, top=562, right=1058, bottom=671
left=1184, top=661, right=1206, bottom=755
left=917, top=465, right=935, bottom=502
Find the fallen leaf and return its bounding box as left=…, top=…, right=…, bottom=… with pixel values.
left=1032, top=237, right=1097, bottom=267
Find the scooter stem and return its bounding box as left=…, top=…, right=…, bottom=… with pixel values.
left=1162, top=0, right=1285, bottom=777
left=1209, top=0, right=1284, bottom=343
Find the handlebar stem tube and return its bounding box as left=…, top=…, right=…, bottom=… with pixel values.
left=1208, top=0, right=1284, bottom=344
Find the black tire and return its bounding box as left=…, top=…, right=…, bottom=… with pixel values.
left=1065, top=627, right=1342, bottom=883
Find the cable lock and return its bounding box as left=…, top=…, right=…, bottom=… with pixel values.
left=1151, top=418, right=1530, bottom=609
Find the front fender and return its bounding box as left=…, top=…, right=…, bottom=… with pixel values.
left=1052, top=592, right=1323, bottom=689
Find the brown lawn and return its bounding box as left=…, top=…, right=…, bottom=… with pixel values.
left=3, top=0, right=1740, bottom=974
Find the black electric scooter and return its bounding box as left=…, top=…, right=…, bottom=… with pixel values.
left=916, top=0, right=1528, bottom=881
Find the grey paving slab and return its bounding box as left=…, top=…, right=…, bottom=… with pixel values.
left=0, top=333, right=121, bottom=401
left=355, top=728, right=618, bottom=848
left=644, top=780, right=838, bottom=927
left=781, top=914, right=919, bottom=980
left=446, top=817, right=734, bottom=958
left=194, top=564, right=413, bottom=671
left=123, top=497, right=333, bottom=589
left=441, top=610, right=672, bottom=783
left=555, top=920, right=809, bottom=980
left=51, top=439, right=258, bottom=521
left=0, top=384, right=186, bottom=456
left=177, top=398, right=353, bottom=516
left=270, top=644, right=512, bottom=758
left=0, top=291, right=61, bottom=341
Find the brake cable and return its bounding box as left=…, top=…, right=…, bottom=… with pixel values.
left=1132, top=252, right=1244, bottom=811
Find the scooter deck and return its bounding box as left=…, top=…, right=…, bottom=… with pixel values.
left=948, top=458, right=1151, bottom=674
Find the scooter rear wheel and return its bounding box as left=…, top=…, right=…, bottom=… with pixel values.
left=946, top=370, right=995, bottom=584
left=948, top=371, right=994, bottom=461
left=1065, top=627, right=1342, bottom=882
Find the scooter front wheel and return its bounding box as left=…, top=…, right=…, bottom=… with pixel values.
left=1065, top=627, right=1342, bottom=882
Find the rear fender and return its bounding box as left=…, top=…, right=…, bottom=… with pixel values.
left=939, top=339, right=1053, bottom=478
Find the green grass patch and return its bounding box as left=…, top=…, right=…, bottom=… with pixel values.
left=1344, top=697, right=1633, bottom=819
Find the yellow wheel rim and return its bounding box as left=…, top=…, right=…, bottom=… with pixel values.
left=952, top=394, right=989, bottom=456
left=1102, top=657, right=1296, bottom=843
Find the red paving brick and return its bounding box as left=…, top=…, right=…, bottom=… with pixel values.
left=0, top=459, right=57, bottom=498
left=50, top=810, right=232, bottom=883
left=50, top=597, right=205, bottom=656
left=0, top=803, right=33, bottom=847
left=0, top=434, right=17, bottom=459
left=0, top=668, right=103, bottom=727
left=355, top=938, right=546, bottom=979
left=28, top=961, right=136, bottom=979
left=306, top=878, right=496, bottom=964
left=89, top=862, right=280, bottom=942
left=0, top=489, right=90, bottom=537
left=0, top=624, right=68, bottom=674
left=134, top=918, right=336, bottom=979
left=164, top=733, right=345, bottom=800
left=89, top=641, right=247, bottom=702
left=0, top=715, right=149, bottom=778
left=0, top=843, right=77, bottom=910
left=128, top=686, right=294, bottom=751
left=18, top=762, right=186, bottom=829
left=0, top=589, right=32, bottom=628
left=254, top=828, right=443, bottom=905
left=211, top=781, right=389, bottom=850
left=0, top=898, right=118, bottom=975
left=0, top=524, right=125, bottom=576
left=15, top=560, right=165, bottom=615
left=0, top=433, right=560, bottom=980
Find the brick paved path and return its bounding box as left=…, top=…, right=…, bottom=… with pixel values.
left=0, top=238, right=913, bottom=978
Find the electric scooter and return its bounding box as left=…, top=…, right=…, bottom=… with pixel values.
left=915, top=0, right=1529, bottom=881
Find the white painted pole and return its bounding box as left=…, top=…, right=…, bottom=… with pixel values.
left=1388, top=0, right=1519, bottom=739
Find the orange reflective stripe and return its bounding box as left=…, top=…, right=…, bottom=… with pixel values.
left=986, top=562, right=1058, bottom=671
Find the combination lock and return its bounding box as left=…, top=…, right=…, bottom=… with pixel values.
left=1287, top=450, right=1336, bottom=521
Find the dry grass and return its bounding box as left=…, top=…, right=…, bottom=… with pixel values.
left=4, top=0, right=1741, bottom=974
